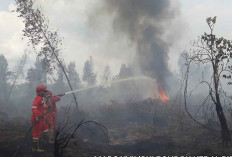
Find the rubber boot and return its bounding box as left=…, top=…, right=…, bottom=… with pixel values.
left=32, top=141, right=37, bottom=152
left=42, top=134, right=49, bottom=143
left=32, top=141, right=45, bottom=152
left=49, top=130, right=55, bottom=143
left=41, top=132, right=49, bottom=143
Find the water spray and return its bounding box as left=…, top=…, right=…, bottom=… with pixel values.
left=60, top=76, right=153, bottom=96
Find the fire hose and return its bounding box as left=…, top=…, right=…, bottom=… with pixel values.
left=13, top=76, right=151, bottom=157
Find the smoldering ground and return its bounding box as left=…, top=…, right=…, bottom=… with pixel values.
left=1, top=0, right=232, bottom=157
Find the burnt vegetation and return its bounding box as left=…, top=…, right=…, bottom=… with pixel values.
left=1, top=0, right=232, bottom=157
left=183, top=16, right=232, bottom=148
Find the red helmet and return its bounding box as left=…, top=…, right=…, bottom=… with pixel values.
left=36, top=85, right=47, bottom=95
left=45, top=91, right=52, bottom=97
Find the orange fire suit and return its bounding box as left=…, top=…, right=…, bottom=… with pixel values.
left=45, top=96, right=61, bottom=131
left=31, top=96, right=49, bottom=141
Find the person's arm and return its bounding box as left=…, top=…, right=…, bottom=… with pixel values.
left=51, top=97, right=59, bottom=116
left=44, top=100, right=51, bottom=111
left=32, top=97, right=41, bottom=119
left=54, top=104, right=57, bottom=116
left=51, top=96, right=61, bottom=103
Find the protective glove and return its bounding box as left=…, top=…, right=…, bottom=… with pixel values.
left=57, top=93, right=65, bottom=97
left=35, top=117, right=40, bottom=122
left=47, top=105, right=52, bottom=110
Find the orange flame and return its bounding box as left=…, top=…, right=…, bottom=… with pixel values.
left=157, top=82, right=169, bottom=103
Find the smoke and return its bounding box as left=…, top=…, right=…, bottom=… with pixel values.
left=90, top=0, right=179, bottom=91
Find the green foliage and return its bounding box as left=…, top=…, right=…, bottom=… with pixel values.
left=26, top=61, right=46, bottom=88
left=82, top=56, right=97, bottom=86
left=67, top=62, right=81, bottom=89
left=16, top=0, right=80, bottom=110
left=201, top=17, right=232, bottom=64
left=0, top=54, right=10, bottom=83
left=15, top=0, right=62, bottom=74
left=0, top=54, right=10, bottom=102
left=185, top=17, right=232, bottom=146
left=189, top=16, right=232, bottom=78
left=53, top=67, right=66, bottom=93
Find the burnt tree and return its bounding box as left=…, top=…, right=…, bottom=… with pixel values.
left=183, top=17, right=232, bottom=147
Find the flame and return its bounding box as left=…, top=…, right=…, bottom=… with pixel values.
left=157, top=82, right=169, bottom=103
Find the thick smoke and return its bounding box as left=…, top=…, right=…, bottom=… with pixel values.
left=95, top=0, right=178, bottom=90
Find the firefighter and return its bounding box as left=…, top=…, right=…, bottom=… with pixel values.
left=31, top=85, right=49, bottom=152
left=44, top=91, right=62, bottom=143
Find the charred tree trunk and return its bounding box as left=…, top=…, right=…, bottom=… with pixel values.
left=208, top=21, right=232, bottom=147
left=215, top=101, right=231, bottom=147
left=39, top=24, right=79, bottom=112
left=213, top=64, right=231, bottom=147
left=214, top=87, right=231, bottom=147
left=183, top=17, right=232, bottom=148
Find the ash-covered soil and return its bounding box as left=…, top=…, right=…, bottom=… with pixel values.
left=1, top=99, right=232, bottom=157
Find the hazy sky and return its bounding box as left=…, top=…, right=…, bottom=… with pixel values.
left=1, top=0, right=232, bottom=78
